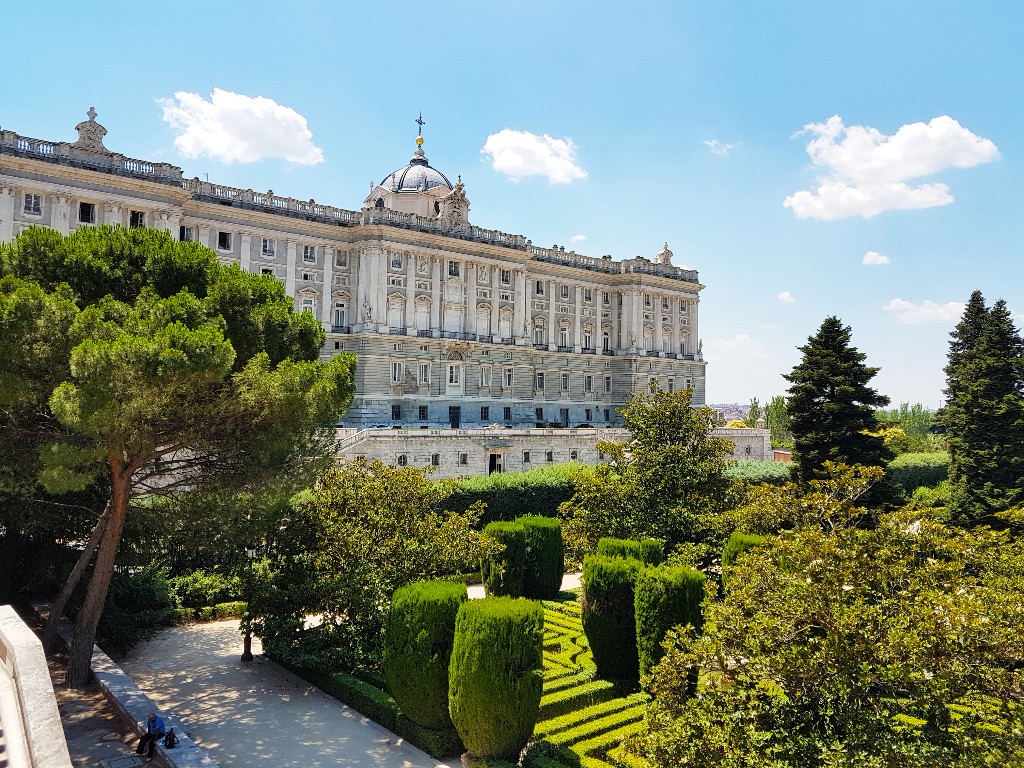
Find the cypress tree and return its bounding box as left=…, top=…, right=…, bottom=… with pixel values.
left=943, top=292, right=1024, bottom=522
left=784, top=317, right=892, bottom=485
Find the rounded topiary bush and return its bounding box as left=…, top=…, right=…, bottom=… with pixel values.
left=597, top=537, right=663, bottom=566
left=481, top=521, right=527, bottom=597
left=516, top=515, right=564, bottom=599
left=448, top=597, right=544, bottom=761
left=383, top=580, right=468, bottom=729
left=634, top=565, right=706, bottom=676
left=580, top=554, right=645, bottom=681
left=722, top=532, right=766, bottom=586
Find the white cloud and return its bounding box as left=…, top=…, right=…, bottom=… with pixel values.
left=158, top=88, right=324, bottom=165
left=703, top=139, right=736, bottom=156
left=883, top=298, right=966, bottom=324
left=777, top=291, right=797, bottom=304
left=784, top=115, right=998, bottom=219
left=570, top=234, right=588, bottom=243
left=862, top=250, right=892, bottom=265
left=481, top=129, right=587, bottom=184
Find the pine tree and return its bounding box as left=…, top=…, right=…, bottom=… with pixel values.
left=943, top=291, right=1024, bottom=522
left=784, top=317, right=891, bottom=485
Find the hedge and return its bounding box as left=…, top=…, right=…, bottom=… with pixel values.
left=596, top=537, right=663, bottom=566
left=481, top=521, right=527, bottom=597
left=518, top=516, right=565, bottom=599
left=441, top=463, right=591, bottom=525
left=449, top=597, right=545, bottom=760
left=634, top=565, right=705, bottom=676
left=580, top=555, right=645, bottom=681
left=299, top=668, right=399, bottom=733
left=724, top=460, right=792, bottom=486
left=168, top=601, right=247, bottom=625
left=383, top=580, right=467, bottom=729
left=886, top=451, right=949, bottom=494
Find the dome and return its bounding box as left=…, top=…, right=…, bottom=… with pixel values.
left=379, top=146, right=453, bottom=193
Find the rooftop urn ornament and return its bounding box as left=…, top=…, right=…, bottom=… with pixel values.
left=73, top=106, right=108, bottom=152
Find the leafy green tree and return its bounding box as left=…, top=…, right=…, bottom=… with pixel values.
left=784, top=317, right=892, bottom=486
left=764, top=395, right=793, bottom=449
left=560, top=387, right=733, bottom=562
left=0, top=226, right=356, bottom=686
left=635, top=495, right=1024, bottom=767
left=744, top=397, right=763, bottom=427
left=943, top=291, right=1024, bottom=522
left=255, top=460, right=499, bottom=671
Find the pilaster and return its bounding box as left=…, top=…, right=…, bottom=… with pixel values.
left=573, top=285, right=583, bottom=352
left=404, top=251, right=416, bottom=333
left=104, top=201, right=122, bottom=227
left=321, top=247, right=335, bottom=329
left=0, top=185, right=14, bottom=242
left=52, top=192, right=72, bottom=236
left=547, top=279, right=557, bottom=349
left=514, top=269, right=527, bottom=343
left=430, top=256, right=442, bottom=332
left=286, top=240, right=298, bottom=298
left=239, top=233, right=252, bottom=273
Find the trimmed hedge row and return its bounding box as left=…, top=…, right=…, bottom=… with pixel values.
left=580, top=556, right=644, bottom=681
left=886, top=451, right=949, bottom=494
left=521, top=516, right=566, bottom=600
left=449, top=597, right=545, bottom=760
left=442, top=464, right=589, bottom=525
left=724, top=460, right=792, bottom=486
left=482, top=522, right=528, bottom=597
left=596, top=538, right=663, bottom=566
left=168, top=600, right=247, bottom=624
left=383, top=580, right=467, bottom=729
left=635, top=565, right=705, bottom=676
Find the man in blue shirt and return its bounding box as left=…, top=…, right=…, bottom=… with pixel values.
left=136, top=712, right=166, bottom=762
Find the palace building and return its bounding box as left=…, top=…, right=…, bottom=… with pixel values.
left=1, top=110, right=762, bottom=474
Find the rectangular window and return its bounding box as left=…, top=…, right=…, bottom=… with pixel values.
left=302, top=272, right=314, bottom=282
left=535, top=407, right=544, bottom=421
left=585, top=375, right=593, bottom=393
left=668, top=379, right=675, bottom=393
left=300, top=297, right=315, bottom=314
left=261, top=268, right=275, bottom=276
left=662, top=298, right=670, bottom=310
left=603, top=293, right=610, bottom=305
left=534, top=327, right=545, bottom=345
left=23, top=193, right=41, bottom=215
left=503, top=406, right=512, bottom=420
left=333, top=303, right=346, bottom=327
left=535, top=280, right=544, bottom=296
left=431, top=453, right=440, bottom=467
left=448, top=260, right=460, bottom=277
left=583, top=332, right=593, bottom=349
left=392, top=361, right=404, bottom=384
left=392, top=252, right=403, bottom=269
left=560, top=329, right=569, bottom=347
left=644, top=294, right=652, bottom=307
left=523, top=450, right=531, bottom=463
left=179, top=225, right=193, bottom=242
left=480, top=406, right=490, bottom=420
left=605, top=376, right=612, bottom=393
left=481, top=367, right=492, bottom=387
left=500, top=269, right=511, bottom=285
left=78, top=202, right=96, bottom=224
left=536, top=372, right=545, bottom=390
left=561, top=373, right=570, bottom=391
left=261, top=238, right=275, bottom=257
left=391, top=404, right=402, bottom=421
left=585, top=408, right=593, bottom=421
left=584, top=288, right=592, bottom=302
left=419, top=363, right=430, bottom=384
left=448, top=364, right=461, bottom=385
left=129, top=210, right=145, bottom=228
left=418, top=405, right=428, bottom=420
left=560, top=285, right=570, bottom=299
left=545, top=451, right=553, bottom=463
left=604, top=409, right=610, bottom=421
left=303, top=245, right=317, bottom=263
left=459, top=453, right=468, bottom=466
left=335, top=251, right=348, bottom=267
left=218, top=231, right=232, bottom=250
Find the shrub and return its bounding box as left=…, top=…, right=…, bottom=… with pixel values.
left=442, top=463, right=590, bottom=525
left=299, top=668, right=399, bottom=732
left=448, top=597, right=544, bottom=760
left=580, top=555, right=645, bottom=681
left=481, top=521, right=527, bottom=597
left=383, top=580, right=467, bottom=729
left=908, top=479, right=952, bottom=509
left=597, top=537, right=663, bottom=566
left=171, top=569, right=240, bottom=608
left=97, top=564, right=177, bottom=657
left=886, top=452, right=949, bottom=495
left=724, top=460, right=792, bottom=486
left=394, top=714, right=464, bottom=759
left=517, top=516, right=564, bottom=599
left=214, top=601, right=247, bottom=619
left=634, top=565, right=706, bottom=676
left=722, top=532, right=765, bottom=586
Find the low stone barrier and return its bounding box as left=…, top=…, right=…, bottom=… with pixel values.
left=33, top=603, right=218, bottom=768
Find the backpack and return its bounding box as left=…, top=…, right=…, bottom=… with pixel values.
left=163, top=728, right=177, bottom=749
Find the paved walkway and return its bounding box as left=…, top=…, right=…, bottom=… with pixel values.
left=118, top=573, right=582, bottom=768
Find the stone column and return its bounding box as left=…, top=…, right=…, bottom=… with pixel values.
left=631, top=289, right=643, bottom=352
left=692, top=297, right=700, bottom=359
left=489, top=268, right=499, bottom=340
left=514, top=268, right=527, bottom=343
left=321, top=247, right=335, bottom=330
left=672, top=297, right=681, bottom=356
left=619, top=291, right=631, bottom=351
left=466, top=262, right=478, bottom=336
left=430, top=256, right=442, bottom=332
left=0, top=186, right=14, bottom=242
left=404, top=251, right=416, bottom=333
left=286, top=240, right=298, bottom=298
left=239, top=233, right=252, bottom=273
left=104, top=202, right=122, bottom=227
left=573, top=286, right=583, bottom=352
left=52, top=192, right=72, bottom=236
left=547, top=279, right=557, bottom=349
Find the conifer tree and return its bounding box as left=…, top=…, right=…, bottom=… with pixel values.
left=784, top=317, right=891, bottom=485
left=943, top=291, right=1024, bottom=522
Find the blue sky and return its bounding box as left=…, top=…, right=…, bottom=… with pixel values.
left=4, top=1, right=1021, bottom=407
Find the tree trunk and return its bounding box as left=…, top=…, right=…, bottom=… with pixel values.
left=42, top=502, right=111, bottom=654
left=65, top=467, right=131, bottom=688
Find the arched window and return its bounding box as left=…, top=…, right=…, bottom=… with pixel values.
left=375, top=197, right=384, bottom=209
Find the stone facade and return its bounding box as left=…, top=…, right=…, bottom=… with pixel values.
left=1, top=111, right=708, bottom=431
